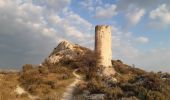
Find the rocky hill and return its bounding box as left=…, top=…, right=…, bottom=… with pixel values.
left=0, top=41, right=169, bottom=100
left=43, top=40, right=92, bottom=66
left=42, top=41, right=170, bottom=100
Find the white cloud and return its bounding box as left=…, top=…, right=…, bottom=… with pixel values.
left=33, top=0, right=71, bottom=11
left=111, top=27, right=170, bottom=72
left=150, top=4, right=170, bottom=26
left=79, top=0, right=105, bottom=13
left=109, top=27, right=170, bottom=72
left=47, top=9, right=93, bottom=42
left=117, top=0, right=160, bottom=11
left=17, top=3, right=43, bottom=22
left=42, top=28, right=56, bottom=37
left=79, top=0, right=102, bottom=8
left=0, top=0, right=169, bottom=73
left=111, top=26, right=140, bottom=60
left=0, top=0, right=5, bottom=7
left=94, top=4, right=117, bottom=19
left=126, top=7, right=145, bottom=26
left=136, top=36, right=149, bottom=43
left=0, top=0, right=92, bottom=68
left=127, top=48, right=170, bottom=72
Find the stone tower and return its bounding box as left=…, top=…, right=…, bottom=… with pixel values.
left=95, top=25, right=115, bottom=76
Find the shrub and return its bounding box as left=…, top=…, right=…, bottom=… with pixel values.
left=39, top=66, right=49, bottom=75
left=112, top=60, right=130, bottom=74
left=78, top=51, right=97, bottom=76
left=74, top=82, right=87, bottom=95
left=22, top=64, right=33, bottom=73
left=105, top=87, right=123, bottom=99
left=146, top=91, right=166, bottom=100
left=48, top=65, right=72, bottom=74
left=60, top=73, right=70, bottom=80
left=130, top=67, right=146, bottom=76
left=137, top=86, right=148, bottom=100
left=43, top=95, right=56, bottom=100
left=116, top=60, right=123, bottom=64
left=87, top=77, right=105, bottom=94
left=21, top=68, right=42, bottom=84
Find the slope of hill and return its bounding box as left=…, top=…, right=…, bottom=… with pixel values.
left=43, top=40, right=170, bottom=100
left=74, top=60, right=170, bottom=100
left=0, top=41, right=169, bottom=100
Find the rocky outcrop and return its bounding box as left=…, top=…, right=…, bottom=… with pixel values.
left=43, top=40, right=91, bottom=65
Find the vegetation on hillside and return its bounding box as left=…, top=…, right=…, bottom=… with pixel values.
left=0, top=62, right=76, bottom=100
left=0, top=44, right=169, bottom=100
left=43, top=49, right=170, bottom=100
left=74, top=58, right=170, bottom=100
left=0, top=71, right=30, bottom=100
left=19, top=63, right=75, bottom=99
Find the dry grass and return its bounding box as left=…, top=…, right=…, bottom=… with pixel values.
left=19, top=64, right=75, bottom=100
left=0, top=63, right=76, bottom=100
left=0, top=72, right=30, bottom=100
left=78, top=60, right=170, bottom=100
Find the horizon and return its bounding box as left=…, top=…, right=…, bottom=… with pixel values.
left=0, top=0, right=170, bottom=72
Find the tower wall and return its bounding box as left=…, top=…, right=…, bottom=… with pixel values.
left=95, top=25, right=115, bottom=76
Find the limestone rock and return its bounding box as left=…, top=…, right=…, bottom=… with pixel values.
left=52, top=40, right=74, bottom=53
left=43, top=40, right=90, bottom=65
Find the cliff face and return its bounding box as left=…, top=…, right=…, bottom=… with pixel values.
left=43, top=40, right=91, bottom=65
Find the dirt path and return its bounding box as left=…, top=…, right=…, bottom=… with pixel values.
left=61, top=69, right=82, bottom=100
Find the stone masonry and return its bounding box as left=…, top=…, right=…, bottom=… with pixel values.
left=95, top=25, right=115, bottom=76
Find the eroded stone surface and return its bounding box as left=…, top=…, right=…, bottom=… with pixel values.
left=43, top=40, right=90, bottom=65
left=95, top=25, right=115, bottom=76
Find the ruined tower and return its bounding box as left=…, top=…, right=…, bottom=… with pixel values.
left=95, top=25, right=115, bottom=76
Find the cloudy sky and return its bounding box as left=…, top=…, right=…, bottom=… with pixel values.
left=0, top=0, right=170, bottom=72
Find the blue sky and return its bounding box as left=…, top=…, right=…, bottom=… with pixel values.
left=0, top=0, right=170, bottom=72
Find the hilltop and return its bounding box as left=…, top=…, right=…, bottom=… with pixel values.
left=0, top=41, right=169, bottom=100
